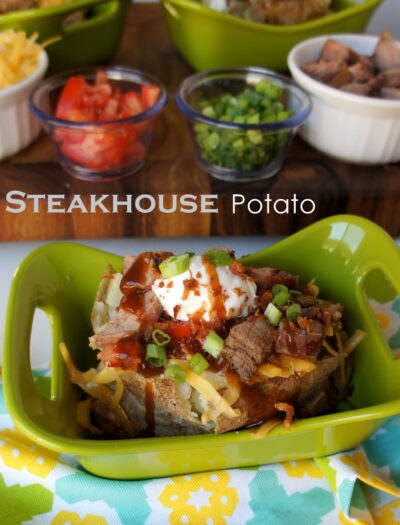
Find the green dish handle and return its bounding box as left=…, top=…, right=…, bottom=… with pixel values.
left=348, top=221, right=400, bottom=405
left=356, top=223, right=400, bottom=324
left=0, top=0, right=119, bottom=36
left=3, top=247, right=93, bottom=436
left=4, top=282, right=62, bottom=431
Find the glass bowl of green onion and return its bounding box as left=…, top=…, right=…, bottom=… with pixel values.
left=175, top=67, right=312, bottom=182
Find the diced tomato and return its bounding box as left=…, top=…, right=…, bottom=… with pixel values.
left=55, top=76, right=87, bottom=120
left=95, top=70, right=108, bottom=86
left=99, top=98, right=120, bottom=121
left=166, top=322, right=192, bottom=339
left=61, top=141, right=106, bottom=170
left=55, top=70, right=157, bottom=171
left=120, top=92, right=144, bottom=116
left=83, top=84, right=112, bottom=112
left=141, top=85, right=160, bottom=109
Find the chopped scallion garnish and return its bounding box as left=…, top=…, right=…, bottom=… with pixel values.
left=165, top=364, right=187, bottom=382
left=152, top=329, right=171, bottom=346
left=203, top=249, right=233, bottom=266
left=146, top=344, right=167, bottom=367
left=203, top=330, right=225, bottom=358
left=272, top=284, right=288, bottom=296
left=272, top=291, right=290, bottom=308
left=159, top=253, right=191, bottom=279
left=286, top=303, right=301, bottom=321
left=289, top=289, right=301, bottom=296
left=189, top=353, right=210, bottom=375
left=265, top=302, right=282, bottom=326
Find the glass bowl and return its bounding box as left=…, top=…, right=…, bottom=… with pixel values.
left=175, top=67, right=312, bottom=182
left=30, top=66, right=167, bottom=182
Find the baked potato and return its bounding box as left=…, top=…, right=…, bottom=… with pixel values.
left=61, top=249, right=361, bottom=439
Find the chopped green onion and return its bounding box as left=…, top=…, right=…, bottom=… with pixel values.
left=203, top=249, right=232, bottom=266
left=286, top=303, right=301, bottom=321
left=272, top=291, right=290, bottom=308
left=152, top=329, right=171, bottom=346
left=146, top=344, right=167, bottom=367
left=203, top=330, right=225, bottom=358
left=264, top=302, right=282, bottom=326
left=165, top=364, right=187, bottom=383
left=272, top=284, right=288, bottom=296
left=159, top=253, right=191, bottom=279
left=290, top=290, right=302, bottom=296
left=189, top=353, right=210, bottom=375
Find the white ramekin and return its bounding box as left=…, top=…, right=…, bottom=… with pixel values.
left=0, top=49, right=48, bottom=161
left=288, top=34, right=400, bottom=165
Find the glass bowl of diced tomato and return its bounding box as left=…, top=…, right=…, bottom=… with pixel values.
left=30, top=67, right=167, bottom=181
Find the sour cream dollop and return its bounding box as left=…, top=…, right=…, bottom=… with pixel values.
left=152, top=255, right=257, bottom=322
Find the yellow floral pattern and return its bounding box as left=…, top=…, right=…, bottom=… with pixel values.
left=340, top=452, right=400, bottom=498
left=283, top=459, right=323, bottom=479
left=0, top=428, right=58, bottom=478
left=338, top=510, right=370, bottom=524
left=372, top=498, right=400, bottom=524
left=159, top=471, right=239, bottom=525
left=51, top=510, right=108, bottom=524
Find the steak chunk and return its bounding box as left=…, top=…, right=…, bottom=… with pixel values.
left=246, top=267, right=299, bottom=293
left=321, top=38, right=358, bottom=64
left=224, top=316, right=274, bottom=379
left=373, top=30, right=400, bottom=72
left=276, top=318, right=324, bottom=358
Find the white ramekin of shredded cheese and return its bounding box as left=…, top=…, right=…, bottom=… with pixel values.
left=0, top=30, right=49, bottom=160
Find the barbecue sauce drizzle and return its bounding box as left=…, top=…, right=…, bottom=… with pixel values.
left=119, top=252, right=154, bottom=315
left=202, top=255, right=227, bottom=321
left=112, top=252, right=282, bottom=432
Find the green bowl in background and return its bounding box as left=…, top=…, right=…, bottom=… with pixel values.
left=3, top=215, right=400, bottom=479
left=161, top=0, right=384, bottom=72
left=0, top=0, right=130, bottom=74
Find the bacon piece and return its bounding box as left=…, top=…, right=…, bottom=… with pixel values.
left=274, top=402, right=294, bottom=429
left=381, top=87, right=400, bottom=99
left=340, top=83, right=371, bottom=96
left=302, top=59, right=344, bottom=83
left=321, top=38, right=358, bottom=64
left=373, top=30, right=400, bottom=71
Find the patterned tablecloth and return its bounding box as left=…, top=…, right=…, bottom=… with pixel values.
left=1, top=295, right=400, bottom=525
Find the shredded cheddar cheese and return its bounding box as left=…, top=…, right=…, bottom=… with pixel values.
left=0, top=29, right=59, bottom=89
left=257, top=355, right=316, bottom=380
left=250, top=419, right=281, bottom=439
left=170, top=360, right=240, bottom=422
left=59, top=342, right=132, bottom=435
left=76, top=398, right=102, bottom=435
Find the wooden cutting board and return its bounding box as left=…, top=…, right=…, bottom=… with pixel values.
left=1, top=4, right=399, bottom=241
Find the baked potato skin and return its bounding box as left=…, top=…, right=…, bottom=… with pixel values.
left=87, top=257, right=353, bottom=438
left=90, top=353, right=350, bottom=438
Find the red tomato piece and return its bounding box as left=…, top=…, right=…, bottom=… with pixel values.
left=141, top=85, right=160, bottom=109
left=56, top=76, right=87, bottom=120
left=61, top=141, right=106, bottom=170
left=95, top=70, right=108, bottom=86
left=99, top=98, right=120, bottom=121
left=83, top=84, right=112, bottom=113
left=119, top=92, right=144, bottom=116
left=166, top=322, right=192, bottom=339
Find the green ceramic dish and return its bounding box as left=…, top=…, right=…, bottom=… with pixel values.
left=161, top=0, right=383, bottom=72
left=0, top=0, right=129, bottom=74
left=3, top=215, right=400, bottom=479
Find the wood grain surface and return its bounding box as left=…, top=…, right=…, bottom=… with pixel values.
left=1, top=4, right=399, bottom=241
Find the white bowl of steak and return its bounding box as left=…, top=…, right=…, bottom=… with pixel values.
left=288, top=32, right=400, bottom=164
